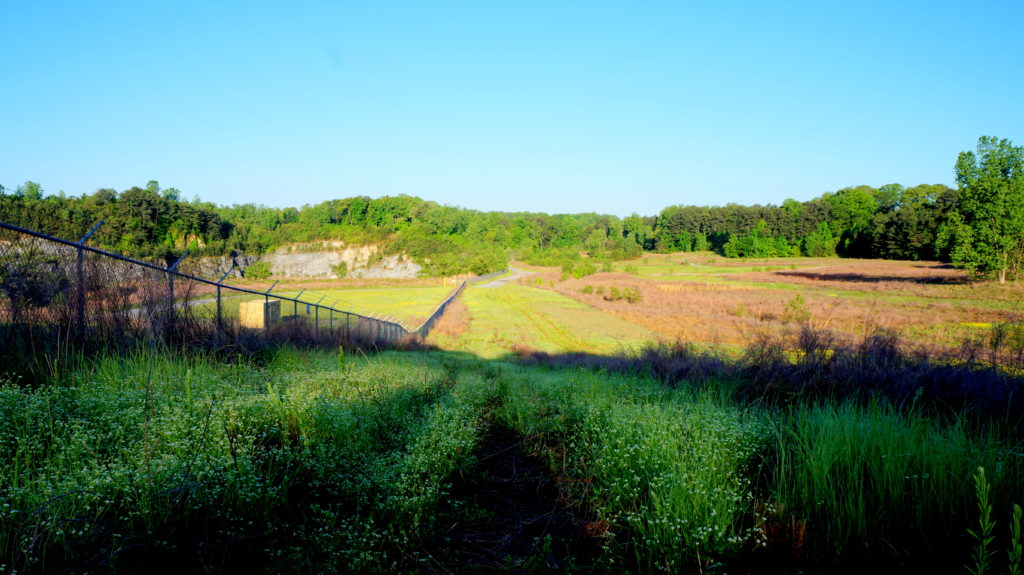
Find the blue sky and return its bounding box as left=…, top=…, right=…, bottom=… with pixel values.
left=2, top=1, right=1021, bottom=217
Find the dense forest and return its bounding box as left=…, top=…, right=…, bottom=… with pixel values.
left=2, top=137, right=1021, bottom=280
left=0, top=180, right=960, bottom=273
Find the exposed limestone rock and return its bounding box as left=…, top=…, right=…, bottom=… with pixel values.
left=257, top=242, right=421, bottom=279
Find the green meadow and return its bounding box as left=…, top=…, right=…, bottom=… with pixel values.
left=427, top=284, right=657, bottom=357
left=4, top=267, right=1024, bottom=574
left=197, top=286, right=454, bottom=328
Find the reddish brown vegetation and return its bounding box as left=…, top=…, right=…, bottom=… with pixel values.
left=541, top=260, right=1022, bottom=356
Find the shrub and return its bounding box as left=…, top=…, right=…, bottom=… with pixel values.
left=622, top=286, right=642, bottom=303
left=0, top=257, right=71, bottom=307
left=244, top=260, right=272, bottom=280
left=331, top=260, right=348, bottom=278
left=572, top=260, right=597, bottom=279
left=602, top=286, right=641, bottom=303
left=782, top=294, right=811, bottom=324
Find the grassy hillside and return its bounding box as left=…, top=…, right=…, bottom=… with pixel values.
left=426, top=284, right=657, bottom=357
left=3, top=251, right=1024, bottom=573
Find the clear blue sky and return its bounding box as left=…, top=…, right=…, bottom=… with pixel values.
left=2, top=1, right=1021, bottom=217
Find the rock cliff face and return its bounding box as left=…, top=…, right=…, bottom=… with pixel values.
left=258, top=243, right=421, bottom=279
left=186, top=254, right=258, bottom=279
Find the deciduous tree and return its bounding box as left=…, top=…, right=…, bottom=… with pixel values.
left=946, top=137, right=1024, bottom=283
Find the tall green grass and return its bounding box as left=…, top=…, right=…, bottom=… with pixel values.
left=0, top=348, right=496, bottom=573
left=497, top=367, right=768, bottom=570
left=3, top=345, right=1024, bottom=573
left=767, top=401, right=1023, bottom=571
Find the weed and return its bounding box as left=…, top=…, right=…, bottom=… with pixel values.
left=968, top=467, right=997, bottom=575
left=1011, top=504, right=1023, bottom=575
left=782, top=294, right=812, bottom=324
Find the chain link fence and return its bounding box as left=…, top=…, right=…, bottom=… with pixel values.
left=0, top=220, right=464, bottom=369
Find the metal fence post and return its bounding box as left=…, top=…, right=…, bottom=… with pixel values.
left=167, top=271, right=174, bottom=337
left=167, top=251, right=189, bottom=340
left=313, top=295, right=325, bottom=338
left=264, top=280, right=278, bottom=333
left=215, top=266, right=233, bottom=336
left=294, top=289, right=305, bottom=319
left=216, top=284, right=221, bottom=332
left=75, top=221, right=103, bottom=343
left=76, top=247, right=84, bottom=340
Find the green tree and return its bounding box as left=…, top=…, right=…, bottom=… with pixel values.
left=244, top=261, right=273, bottom=279
left=826, top=185, right=878, bottom=256
left=17, top=181, right=44, bottom=200
left=946, top=136, right=1024, bottom=284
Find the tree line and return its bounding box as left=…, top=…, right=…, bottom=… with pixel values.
left=2, top=137, right=1020, bottom=281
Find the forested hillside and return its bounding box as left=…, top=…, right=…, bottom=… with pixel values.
left=2, top=137, right=1020, bottom=280
left=0, top=181, right=958, bottom=269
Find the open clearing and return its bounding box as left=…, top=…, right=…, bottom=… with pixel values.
left=426, top=284, right=658, bottom=357
left=7, top=255, right=1023, bottom=573
left=507, top=252, right=1024, bottom=354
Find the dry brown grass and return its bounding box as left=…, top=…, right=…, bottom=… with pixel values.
left=426, top=296, right=469, bottom=339
left=539, top=258, right=1023, bottom=355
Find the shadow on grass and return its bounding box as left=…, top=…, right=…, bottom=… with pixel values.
left=509, top=323, right=1024, bottom=429
left=774, top=270, right=970, bottom=285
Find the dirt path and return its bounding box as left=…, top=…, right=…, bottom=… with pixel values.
left=476, top=267, right=536, bottom=288
left=426, top=426, right=602, bottom=572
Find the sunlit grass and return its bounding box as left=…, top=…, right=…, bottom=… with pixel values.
left=195, top=286, right=453, bottom=327
left=427, top=285, right=658, bottom=357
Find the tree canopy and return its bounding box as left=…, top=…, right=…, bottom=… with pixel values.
left=3, top=137, right=1020, bottom=281
left=943, top=136, right=1024, bottom=283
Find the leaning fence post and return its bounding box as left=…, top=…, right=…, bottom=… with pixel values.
left=75, top=221, right=103, bottom=343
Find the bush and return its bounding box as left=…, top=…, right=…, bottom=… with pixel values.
left=332, top=260, right=348, bottom=278
left=782, top=294, right=811, bottom=324
left=622, top=286, right=642, bottom=303
left=603, top=286, right=642, bottom=303
left=0, top=258, right=71, bottom=307
left=244, top=260, right=272, bottom=280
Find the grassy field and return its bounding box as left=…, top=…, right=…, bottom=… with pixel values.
left=3, top=346, right=1023, bottom=573
left=196, top=285, right=454, bottom=329
left=425, top=284, right=657, bottom=357
left=4, top=255, right=1024, bottom=573
left=511, top=253, right=1024, bottom=355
